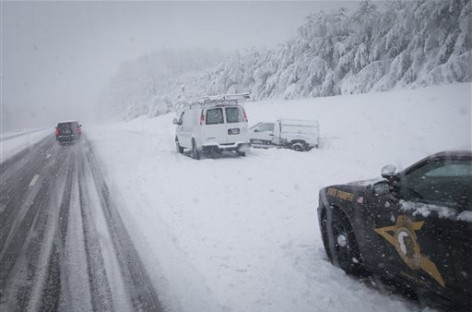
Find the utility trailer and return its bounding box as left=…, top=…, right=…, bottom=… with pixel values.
left=249, top=119, right=320, bottom=151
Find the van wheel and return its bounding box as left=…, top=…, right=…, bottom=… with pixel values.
left=191, top=139, right=200, bottom=160
left=291, top=142, right=305, bottom=152
left=236, top=151, right=246, bottom=157
left=175, top=137, right=184, bottom=154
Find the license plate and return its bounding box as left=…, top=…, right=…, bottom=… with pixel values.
left=228, top=128, right=240, bottom=135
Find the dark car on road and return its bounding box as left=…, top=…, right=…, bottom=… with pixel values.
left=55, top=121, right=82, bottom=144
left=317, top=150, right=472, bottom=311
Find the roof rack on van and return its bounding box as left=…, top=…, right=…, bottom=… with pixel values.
left=191, top=93, right=250, bottom=102
left=188, top=93, right=250, bottom=108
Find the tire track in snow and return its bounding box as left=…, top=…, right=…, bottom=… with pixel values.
left=0, top=145, right=69, bottom=311
left=77, top=149, right=116, bottom=312
left=82, top=143, right=164, bottom=312
left=29, top=145, right=77, bottom=311
left=58, top=155, right=93, bottom=312
left=0, top=136, right=56, bottom=250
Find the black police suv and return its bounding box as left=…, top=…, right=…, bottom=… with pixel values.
left=55, top=121, right=82, bottom=144
left=317, top=150, right=471, bottom=311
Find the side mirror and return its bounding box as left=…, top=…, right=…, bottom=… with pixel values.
left=381, top=165, right=401, bottom=199
left=381, top=164, right=396, bottom=179
left=173, top=118, right=179, bottom=125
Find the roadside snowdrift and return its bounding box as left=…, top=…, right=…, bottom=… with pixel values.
left=0, top=129, right=51, bottom=163
left=87, top=83, right=471, bottom=312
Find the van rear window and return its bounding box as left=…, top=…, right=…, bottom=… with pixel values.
left=226, top=107, right=244, bottom=123
left=57, top=122, right=78, bottom=129
left=206, top=108, right=224, bottom=125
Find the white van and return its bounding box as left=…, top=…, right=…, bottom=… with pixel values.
left=249, top=118, right=320, bottom=151
left=173, top=94, right=250, bottom=159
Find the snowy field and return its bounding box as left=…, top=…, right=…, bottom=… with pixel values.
left=2, top=83, right=470, bottom=311
left=84, top=83, right=470, bottom=312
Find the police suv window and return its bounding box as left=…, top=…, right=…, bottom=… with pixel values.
left=403, top=160, right=472, bottom=208
left=225, top=107, right=244, bottom=123
left=206, top=108, right=224, bottom=125
left=424, top=163, right=472, bottom=177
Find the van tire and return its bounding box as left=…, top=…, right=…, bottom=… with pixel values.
left=236, top=151, right=246, bottom=157
left=290, top=142, right=305, bottom=152
left=175, top=137, right=184, bottom=154
left=191, top=139, right=200, bottom=160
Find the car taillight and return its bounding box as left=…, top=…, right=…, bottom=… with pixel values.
left=200, top=110, right=205, bottom=125
left=55, top=129, right=59, bottom=136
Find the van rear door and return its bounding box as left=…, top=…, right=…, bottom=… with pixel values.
left=224, top=106, right=248, bottom=144
left=203, top=107, right=227, bottom=145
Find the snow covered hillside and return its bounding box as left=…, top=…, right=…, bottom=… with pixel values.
left=102, top=0, right=471, bottom=120
left=87, top=83, right=471, bottom=312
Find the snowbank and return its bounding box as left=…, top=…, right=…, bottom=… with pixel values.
left=0, top=129, right=52, bottom=163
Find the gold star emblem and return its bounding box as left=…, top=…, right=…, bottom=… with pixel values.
left=374, top=215, right=445, bottom=288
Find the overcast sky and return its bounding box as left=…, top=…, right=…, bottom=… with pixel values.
left=2, top=1, right=361, bottom=130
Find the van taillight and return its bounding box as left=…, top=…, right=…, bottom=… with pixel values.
left=200, top=111, right=205, bottom=125
left=243, top=109, right=248, bottom=122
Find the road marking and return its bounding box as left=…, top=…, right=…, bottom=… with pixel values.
left=29, top=174, right=40, bottom=187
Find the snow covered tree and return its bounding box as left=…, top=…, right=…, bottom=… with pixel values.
left=103, top=0, right=472, bottom=119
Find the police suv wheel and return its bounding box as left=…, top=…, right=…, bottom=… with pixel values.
left=325, top=209, right=364, bottom=275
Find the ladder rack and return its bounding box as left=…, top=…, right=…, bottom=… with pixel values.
left=188, top=93, right=250, bottom=108
left=175, top=93, right=250, bottom=115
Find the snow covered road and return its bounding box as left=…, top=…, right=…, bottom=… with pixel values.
left=0, top=135, right=163, bottom=312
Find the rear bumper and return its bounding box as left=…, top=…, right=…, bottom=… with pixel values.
left=202, top=142, right=250, bottom=152
left=56, top=135, right=77, bottom=143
